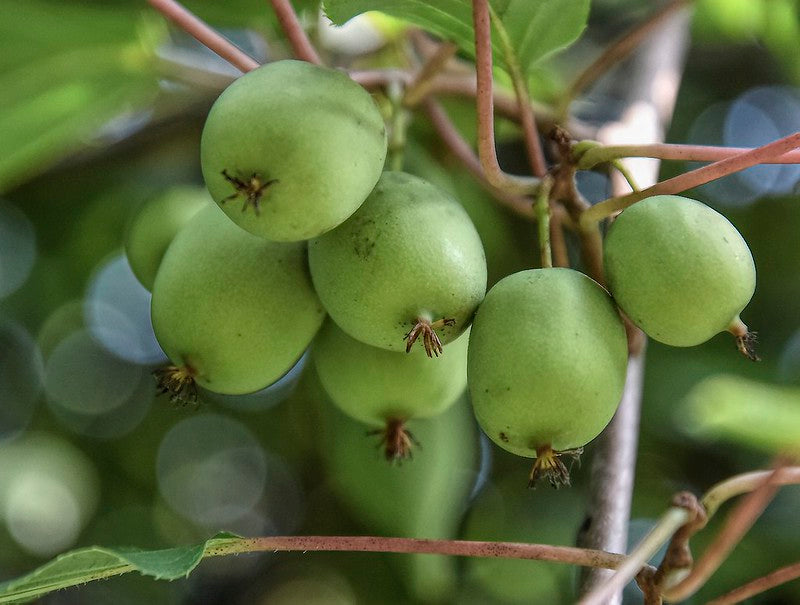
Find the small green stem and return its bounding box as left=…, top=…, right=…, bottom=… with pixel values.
left=611, top=160, right=640, bottom=191
left=536, top=176, right=553, bottom=268
left=387, top=80, right=411, bottom=172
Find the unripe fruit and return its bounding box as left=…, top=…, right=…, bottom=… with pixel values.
left=467, top=268, right=628, bottom=486
left=313, top=320, right=469, bottom=458
left=124, top=186, right=211, bottom=291
left=151, top=206, right=325, bottom=401
left=309, top=171, right=487, bottom=356
left=603, top=195, right=756, bottom=356
left=200, top=60, right=387, bottom=242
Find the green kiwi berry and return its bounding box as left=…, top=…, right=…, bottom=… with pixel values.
left=201, top=60, right=387, bottom=242
left=603, top=195, right=757, bottom=357
left=313, top=320, right=468, bottom=459
left=151, top=206, right=325, bottom=402
left=467, top=268, right=628, bottom=487
left=124, top=186, right=211, bottom=291
left=308, top=171, right=487, bottom=356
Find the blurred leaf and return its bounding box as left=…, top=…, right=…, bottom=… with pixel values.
left=323, top=0, right=589, bottom=73
left=0, top=34, right=161, bottom=193
left=0, top=532, right=242, bottom=604
left=680, top=374, right=800, bottom=456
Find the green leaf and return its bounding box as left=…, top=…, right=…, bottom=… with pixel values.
left=680, top=374, right=800, bottom=456
left=323, top=0, right=589, bottom=73
left=0, top=533, right=243, bottom=604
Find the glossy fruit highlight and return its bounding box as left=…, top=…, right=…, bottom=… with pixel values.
left=603, top=195, right=756, bottom=356
left=200, top=60, right=387, bottom=242
left=467, top=268, right=628, bottom=486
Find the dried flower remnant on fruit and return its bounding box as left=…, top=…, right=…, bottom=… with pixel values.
left=369, top=418, right=420, bottom=462
left=154, top=364, right=198, bottom=406
left=729, top=318, right=760, bottom=361
left=404, top=317, right=456, bottom=357
left=221, top=169, right=278, bottom=215
left=529, top=445, right=583, bottom=489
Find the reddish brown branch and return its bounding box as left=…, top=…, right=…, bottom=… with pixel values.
left=268, top=0, right=322, bottom=64
left=708, top=560, right=800, bottom=605
left=582, top=131, right=800, bottom=226
left=661, top=465, right=790, bottom=602
left=471, top=0, right=538, bottom=194
left=210, top=535, right=626, bottom=570
left=147, top=0, right=260, bottom=73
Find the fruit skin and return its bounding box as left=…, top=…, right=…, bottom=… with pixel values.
left=200, top=60, right=387, bottom=242
left=124, top=186, right=211, bottom=291
left=603, top=195, right=756, bottom=347
left=308, top=171, right=487, bottom=352
left=313, top=320, right=469, bottom=427
left=151, top=205, right=325, bottom=395
left=467, top=268, right=628, bottom=457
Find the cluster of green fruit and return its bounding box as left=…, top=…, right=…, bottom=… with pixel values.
left=125, top=60, right=757, bottom=486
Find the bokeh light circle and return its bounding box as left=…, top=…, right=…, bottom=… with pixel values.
left=0, top=200, right=36, bottom=299
left=0, top=320, right=44, bottom=440
left=45, top=330, right=144, bottom=415
left=84, top=254, right=165, bottom=364
left=157, top=413, right=267, bottom=526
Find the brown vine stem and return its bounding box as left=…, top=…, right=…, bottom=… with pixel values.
left=579, top=506, right=690, bottom=605
left=268, top=0, right=322, bottom=64
left=421, top=98, right=537, bottom=220
left=472, top=0, right=540, bottom=195
left=147, top=0, right=260, bottom=73
left=661, top=464, right=792, bottom=601
left=558, top=0, right=690, bottom=120
left=582, top=466, right=800, bottom=605
left=576, top=142, right=800, bottom=168
left=403, top=42, right=459, bottom=107
left=581, top=131, right=800, bottom=227
left=707, top=560, right=800, bottom=605
left=205, top=535, right=626, bottom=569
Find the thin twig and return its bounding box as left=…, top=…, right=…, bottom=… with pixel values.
left=702, top=467, right=800, bottom=518
left=579, top=506, right=692, bottom=605
left=707, top=560, right=800, bottom=605
left=403, top=42, right=460, bottom=107
left=576, top=142, right=800, bottom=168
left=147, top=0, right=260, bottom=73
left=206, top=535, right=626, bottom=569
left=581, top=131, right=800, bottom=227
left=549, top=207, right=570, bottom=268
left=422, top=98, right=535, bottom=220
left=661, top=465, right=790, bottom=602
left=471, top=0, right=539, bottom=194
left=268, top=0, right=322, bottom=64
left=559, top=0, right=690, bottom=119
left=536, top=176, right=553, bottom=267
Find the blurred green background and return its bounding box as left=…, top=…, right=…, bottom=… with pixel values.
left=0, top=0, right=799, bottom=603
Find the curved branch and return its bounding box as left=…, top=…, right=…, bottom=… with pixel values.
left=147, top=0, right=260, bottom=73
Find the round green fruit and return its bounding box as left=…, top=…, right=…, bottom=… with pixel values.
left=313, top=320, right=469, bottom=458
left=200, top=60, right=387, bottom=242
left=467, top=268, right=628, bottom=486
left=309, top=171, right=487, bottom=356
left=151, top=206, right=325, bottom=400
left=603, top=195, right=756, bottom=355
left=124, top=186, right=211, bottom=291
